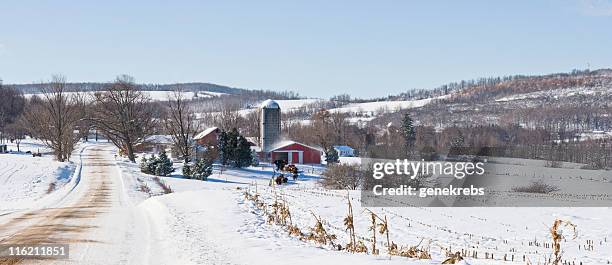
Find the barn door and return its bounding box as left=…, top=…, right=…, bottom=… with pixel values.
left=292, top=152, right=300, bottom=164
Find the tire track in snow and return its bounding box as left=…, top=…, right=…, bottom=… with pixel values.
left=0, top=145, right=138, bottom=265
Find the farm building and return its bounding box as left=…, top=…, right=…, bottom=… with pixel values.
left=333, top=145, right=355, bottom=157
left=265, top=140, right=322, bottom=164
left=257, top=99, right=323, bottom=164
left=135, top=135, right=173, bottom=154
left=194, top=127, right=221, bottom=147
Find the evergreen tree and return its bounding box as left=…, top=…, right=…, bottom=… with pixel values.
left=146, top=154, right=158, bottom=175
left=217, top=131, right=229, bottom=165
left=227, top=128, right=240, bottom=164
left=401, top=113, right=417, bottom=157
left=192, top=158, right=213, bottom=180
left=155, top=150, right=174, bottom=176
left=182, top=163, right=192, bottom=178
left=234, top=136, right=253, bottom=168
left=401, top=113, right=416, bottom=144
left=325, top=147, right=339, bottom=164
left=140, top=156, right=149, bottom=174
left=251, top=149, right=260, bottom=166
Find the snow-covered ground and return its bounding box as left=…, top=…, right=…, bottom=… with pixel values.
left=0, top=138, right=80, bottom=213
left=329, top=97, right=443, bottom=115
left=122, top=156, right=612, bottom=264
left=495, top=86, right=612, bottom=102
left=1, top=142, right=611, bottom=264
left=235, top=99, right=325, bottom=116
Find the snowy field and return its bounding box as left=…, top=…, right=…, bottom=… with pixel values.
left=328, top=96, right=446, bottom=115
left=0, top=138, right=81, bottom=213
left=235, top=99, right=325, bottom=116
left=119, top=154, right=612, bottom=264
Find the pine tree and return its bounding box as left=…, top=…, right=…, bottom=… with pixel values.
left=401, top=113, right=416, bottom=144
left=192, top=158, right=213, bottom=180
left=401, top=113, right=417, bottom=157
left=325, top=147, right=339, bottom=164
left=140, top=156, right=149, bottom=174
left=182, top=163, right=192, bottom=178
left=155, top=150, right=174, bottom=176
left=146, top=154, right=158, bottom=175
left=234, top=136, right=253, bottom=168
left=251, top=149, right=260, bottom=166
left=217, top=131, right=229, bottom=165
left=227, top=128, right=240, bottom=164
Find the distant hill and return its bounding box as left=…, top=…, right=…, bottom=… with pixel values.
left=8, top=82, right=247, bottom=95
left=374, top=68, right=612, bottom=134
left=450, top=68, right=612, bottom=102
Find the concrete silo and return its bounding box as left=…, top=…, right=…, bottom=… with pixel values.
left=260, top=99, right=281, bottom=153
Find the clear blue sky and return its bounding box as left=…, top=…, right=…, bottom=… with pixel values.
left=1, top=0, right=611, bottom=98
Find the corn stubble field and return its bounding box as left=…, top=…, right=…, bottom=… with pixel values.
left=240, top=180, right=611, bottom=265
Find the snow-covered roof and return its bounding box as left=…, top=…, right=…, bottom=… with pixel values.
left=333, top=145, right=354, bottom=151
left=260, top=99, right=280, bottom=109
left=268, top=140, right=323, bottom=152
left=245, top=137, right=259, bottom=145
left=144, top=135, right=174, bottom=144
left=194, top=127, right=219, bottom=140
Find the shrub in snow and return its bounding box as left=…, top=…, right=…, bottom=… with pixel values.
left=182, top=163, right=192, bottom=179
left=322, top=164, right=363, bottom=190
left=251, top=150, right=260, bottom=166
left=192, top=158, right=213, bottom=180
left=155, top=150, right=174, bottom=176
left=140, top=151, right=174, bottom=176
left=140, top=154, right=158, bottom=175
left=325, top=147, right=339, bottom=164
left=511, top=180, right=560, bottom=194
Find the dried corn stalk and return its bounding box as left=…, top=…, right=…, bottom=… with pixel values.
left=344, top=194, right=358, bottom=253
left=307, top=212, right=337, bottom=248
left=550, top=219, right=577, bottom=265
left=441, top=252, right=464, bottom=264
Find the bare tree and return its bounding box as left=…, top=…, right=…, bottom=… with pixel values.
left=92, top=75, right=155, bottom=162
left=164, top=87, right=200, bottom=163
left=6, top=122, right=26, bottom=152
left=217, top=101, right=242, bottom=131
left=321, top=164, right=364, bottom=190
left=22, top=76, right=84, bottom=161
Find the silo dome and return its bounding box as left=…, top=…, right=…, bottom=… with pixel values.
left=260, top=99, right=280, bottom=109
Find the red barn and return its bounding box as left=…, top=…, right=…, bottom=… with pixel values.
left=194, top=127, right=220, bottom=147
left=263, top=140, right=322, bottom=164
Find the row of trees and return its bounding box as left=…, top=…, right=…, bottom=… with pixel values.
left=0, top=80, right=26, bottom=149
left=1, top=75, right=188, bottom=163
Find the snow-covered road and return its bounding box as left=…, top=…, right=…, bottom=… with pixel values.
left=0, top=144, right=150, bottom=265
